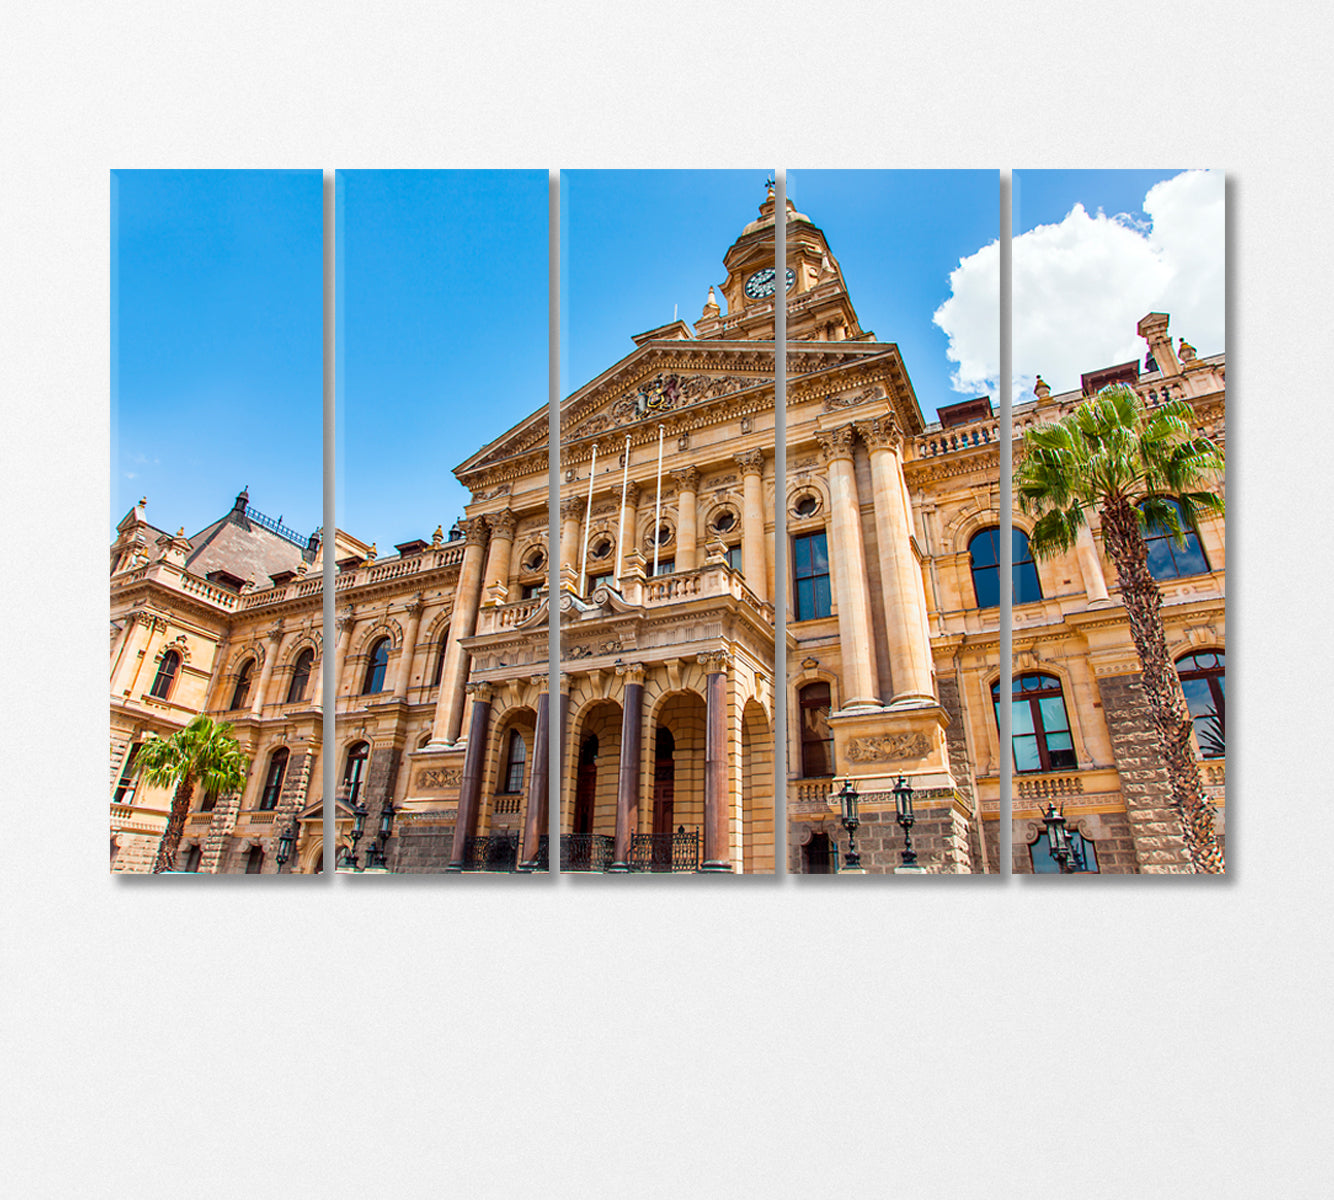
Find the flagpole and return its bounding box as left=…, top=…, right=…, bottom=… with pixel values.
left=614, top=433, right=631, bottom=588
left=652, top=424, right=665, bottom=577
left=578, top=442, right=597, bottom=596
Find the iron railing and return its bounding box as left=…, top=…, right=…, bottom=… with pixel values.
left=560, top=833, right=615, bottom=872
left=628, top=827, right=699, bottom=873
left=244, top=504, right=315, bottom=550
left=461, top=833, right=520, bottom=872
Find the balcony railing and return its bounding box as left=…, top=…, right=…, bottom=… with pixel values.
left=628, top=827, right=699, bottom=873
left=460, top=832, right=520, bottom=872
left=560, top=833, right=615, bottom=872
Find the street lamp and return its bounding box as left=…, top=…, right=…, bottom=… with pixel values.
left=893, top=775, right=918, bottom=869
left=276, top=820, right=297, bottom=871
left=341, top=798, right=367, bottom=870
left=366, top=800, right=396, bottom=870
left=1040, top=803, right=1086, bottom=874
left=837, top=777, right=861, bottom=870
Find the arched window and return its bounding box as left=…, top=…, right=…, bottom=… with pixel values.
left=286, top=648, right=314, bottom=704
left=502, top=730, right=527, bottom=794
left=244, top=845, right=265, bottom=874
left=343, top=741, right=369, bottom=805
left=1140, top=498, right=1210, bottom=581
left=1028, top=829, right=1099, bottom=873
left=969, top=528, right=1043, bottom=609
left=362, top=637, right=390, bottom=694
left=798, top=681, right=834, bottom=777
left=229, top=659, right=255, bottom=710
left=994, top=673, right=1077, bottom=774
left=258, top=747, right=289, bottom=811
left=1177, top=651, right=1225, bottom=759
left=150, top=650, right=181, bottom=700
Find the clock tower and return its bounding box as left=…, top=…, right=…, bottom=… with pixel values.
left=695, top=182, right=869, bottom=344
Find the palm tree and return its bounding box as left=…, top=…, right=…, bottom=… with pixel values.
left=1014, top=384, right=1225, bottom=873
left=135, top=715, right=251, bottom=873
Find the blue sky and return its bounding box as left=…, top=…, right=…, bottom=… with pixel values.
left=1013, top=170, right=1184, bottom=234
left=336, top=170, right=547, bottom=548
left=111, top=170, right=322, bottom=539
left=563, top=169, right=998, bottom=422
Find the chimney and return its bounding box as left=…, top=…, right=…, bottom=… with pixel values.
left=1137, top=313, right=1180, bottom=377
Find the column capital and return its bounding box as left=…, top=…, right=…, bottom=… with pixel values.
left=616, top=662, right=646, bottom=685
left=559, top=671, right=572, bottom=693
left=464, top=516, right=491, bottom=548
left=336, top=606, right=357, bottom=632
left=734, top=449, right=765, bottom=476
left=490, top=509, right=517, bottom=541
left=815, top=424, right=857, bottom=464
left=856, top=415, right=902, bottom=453
left=464, top=680, right=493, bottom=703
left=622, top=480, right=642, bottom=508
left=672, top=466, right=700, bottom=492
left=533, top=672, right=550, bottom=694
left=697, top=649, right=732, bottom=676
left=266, top=622, right=285, bottom=642
left=404, top=594, right=426, bottom=619
left=559, top=496, right=584, bottom=522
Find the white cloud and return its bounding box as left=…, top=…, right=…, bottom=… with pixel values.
left=932, top=169, right=1225, bottom=400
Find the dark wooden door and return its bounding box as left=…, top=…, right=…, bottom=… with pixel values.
left=652, top=758, right=675, bottom=867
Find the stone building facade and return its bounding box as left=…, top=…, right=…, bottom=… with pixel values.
left=109, top=187, right=1224, bottom=875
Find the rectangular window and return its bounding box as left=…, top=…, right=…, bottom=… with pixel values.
left=113, top=744, right=140, bottom=804
left=724, top=544, right=742, bottom=572
left=653, top=559, right=675, bottom=576
left=793, top=531, right=832, bottom=621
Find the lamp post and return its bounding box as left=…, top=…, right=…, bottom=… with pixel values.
left=366, top=800, right=395, bottom=870
left=1040, top=803, right=1084, bottom=874
left=893, top=775, right=918, bottom=870
left=276, top=820, right=297, bottom=872
left=341, top=798, right=367, bottom=871
left=836, top=777, right=861, bottom=870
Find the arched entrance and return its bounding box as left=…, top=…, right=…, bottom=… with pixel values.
left=574, top=734, right=598, bottom=835
left=651, top=726, right=675, bottom=868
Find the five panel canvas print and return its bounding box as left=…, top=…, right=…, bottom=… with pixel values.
left=109, top=167, right=1226, bottom=876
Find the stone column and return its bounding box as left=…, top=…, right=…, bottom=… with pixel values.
left=816, top=425, right=881, bottom=710
left=448, top=681, right=494, bottom=871
left=610, top=663, right=645, bottom=871
left=735, top=449, right=767, bottom=602
left=1075, top=525, right=1111, bottom=606
left=673, top=468, right=700, bottom=572
left=700, top=650, right=732, bottom=872
left=329, top=607, right=356, bottom=707
left=519, top=676, right=550, bottom=870
left=430, top=516, right=490, bottom=746
left=392, top=596, right=425, bottom=700
left=482, top=510, right=517, bottom=605
left=558, top=673, right=571, bottom=830
left=558, top=497, right=582, bottom=590
left=250, top=623, right=285, bottom=718
left=860, top=417, right=935, bottom=705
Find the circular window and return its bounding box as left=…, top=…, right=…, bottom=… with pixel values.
left=713, top=510, right=736, bottom=533
left=794, top=494, right=818, bottom=518
left=655, top=524, right=672, bottom=545
left=523, top=548, right=545, bottom=572
left=590, top=538, right=612, bottom=560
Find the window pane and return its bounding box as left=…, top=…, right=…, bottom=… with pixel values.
left=1011, top=699, right=1035, bottom=735
left=796, top=578, right=815, bottom=621
left=1012, top=735, right=1041, bottom=773
left=810, top=532, right=828, bottom=575
left=1048, top=744, right=1078, bottom=769
left=1145, top=537, right=1178, bottom=580
left=1172, top=534, right=1209, bottom=576
left=1038, top=696, right=1071, bottom=733
left=814, top=576, right=832, bottom=619
left=1013, top=561, right=1043, bottom=604
left=973, top=563, right=999, bottom=609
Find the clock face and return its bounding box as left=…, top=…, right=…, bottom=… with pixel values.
left=744, top=266, right=795, bottom=300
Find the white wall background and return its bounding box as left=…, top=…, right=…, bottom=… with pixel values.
left=2, top=4, right=1328, bottom=1197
